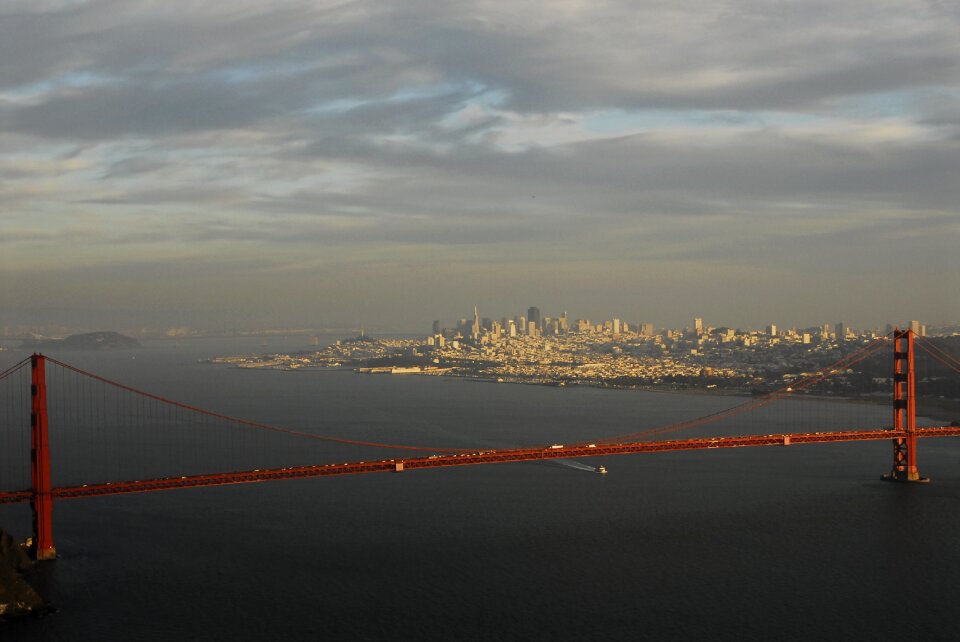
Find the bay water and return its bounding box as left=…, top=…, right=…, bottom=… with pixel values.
left=2, top=337, right=959, bottom=640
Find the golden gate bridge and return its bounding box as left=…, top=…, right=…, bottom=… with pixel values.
left=2, top=328, right=960, bottom=562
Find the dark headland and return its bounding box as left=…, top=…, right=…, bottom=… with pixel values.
left=20, top=331, right=141, bottom=351
left=0, top=530, right=47, bottom=621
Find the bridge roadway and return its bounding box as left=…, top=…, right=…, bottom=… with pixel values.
left=3, top=426, right=960, bottom=505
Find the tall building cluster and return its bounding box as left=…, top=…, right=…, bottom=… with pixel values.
left=429, top=309, right=930, bottom=349
left=430, top=305, right=640, bottom=344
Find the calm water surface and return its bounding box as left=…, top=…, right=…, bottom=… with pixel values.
left=2, top=337, right=959, bottom=640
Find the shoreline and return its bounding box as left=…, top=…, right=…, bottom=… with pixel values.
left=0, top=530, right=49, bottom=622
left=211, top=361, right=960, bottom=424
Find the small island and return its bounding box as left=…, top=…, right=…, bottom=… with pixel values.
left=20, top=331, right=141, bottom=351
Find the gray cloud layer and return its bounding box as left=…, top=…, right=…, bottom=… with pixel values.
left=1, top=0, right=958, bottom=331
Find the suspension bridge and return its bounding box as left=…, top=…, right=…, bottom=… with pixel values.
left=2, top=328, right=960, bottom=561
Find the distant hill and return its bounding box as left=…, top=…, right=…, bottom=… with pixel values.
left=21, top=331, right=142, bottom=351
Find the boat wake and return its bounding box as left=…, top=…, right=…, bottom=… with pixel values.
left=554, top=459, right=601, bottom=473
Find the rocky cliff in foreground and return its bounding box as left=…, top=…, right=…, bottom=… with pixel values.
left=0, top=530, right=46, bottom=621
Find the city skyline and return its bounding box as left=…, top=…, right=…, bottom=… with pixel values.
left=1, top=1, right=958, bottom=332
left=427, top=306, right=935, bottom=338
left=2, top=300, right=947, bottom=340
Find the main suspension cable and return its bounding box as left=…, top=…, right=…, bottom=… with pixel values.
left=45, top=357, right=475, bottom=454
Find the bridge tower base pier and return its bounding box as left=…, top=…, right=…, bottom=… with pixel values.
left=882, top=470, right=930, bottom=483
left=30, top=354, right=57, bottom=560
left=882, top=329, right=929, bottom=484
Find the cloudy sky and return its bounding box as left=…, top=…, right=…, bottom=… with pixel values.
left=1, top=0, right=958, bottom=333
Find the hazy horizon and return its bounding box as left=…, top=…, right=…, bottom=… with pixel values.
left=2, top=1, right=958, bottom=332
left=1, top=309, right=952, bottom=339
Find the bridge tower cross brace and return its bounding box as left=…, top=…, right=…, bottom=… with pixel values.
left=884, top=329, right=927, bottom=483
left=30, top=354, right=57, bottom=560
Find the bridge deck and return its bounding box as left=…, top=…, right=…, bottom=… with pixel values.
left=2, top=426, right=959, bottom=505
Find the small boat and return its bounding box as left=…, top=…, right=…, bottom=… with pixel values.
left=596, top=465, right=607, bottom=474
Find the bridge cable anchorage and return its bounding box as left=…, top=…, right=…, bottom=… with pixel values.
left=592, top=335, right=892, bottom=445
left=43, top=356, right=475, bottom=454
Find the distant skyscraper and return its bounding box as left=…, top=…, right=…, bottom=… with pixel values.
left=472, top=306, right=481, bottom=340
left=835, top=322, right=846, bottom=342
left=432, top=320, right=441, bottom=335
left=910, top=320, right=921, bottom=335
left=694, top=317, right=703, bottom=335
left=527, top=307, right=541, bottom=331
left=766, top=324, right=777, bottom=336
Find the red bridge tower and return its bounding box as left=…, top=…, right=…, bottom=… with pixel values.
left=883, top=329, right=928, bottom=483
left=30, top=354, right=57, bottom=560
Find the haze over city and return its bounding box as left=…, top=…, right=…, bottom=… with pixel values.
left=1, top=1, right=958, bottom=333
